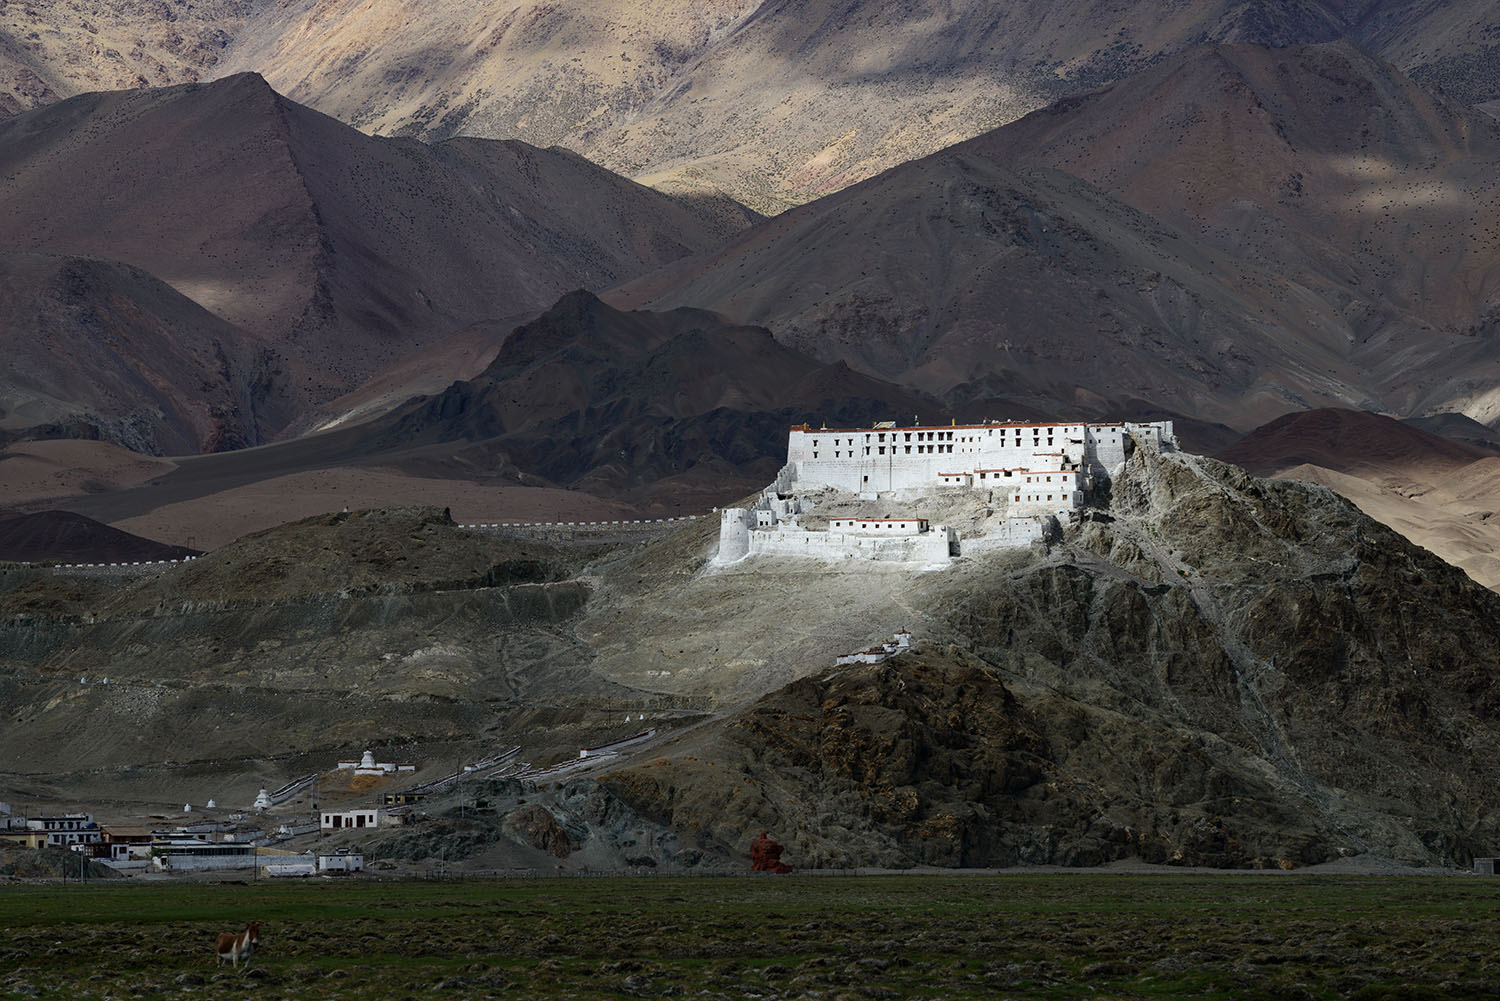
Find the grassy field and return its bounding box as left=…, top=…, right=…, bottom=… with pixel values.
left=0, top=874, right=1495, bottom=999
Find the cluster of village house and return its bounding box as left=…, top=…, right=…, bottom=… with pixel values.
left=0, top=736, right=658, bottom=876
left=0, top=806, right=374, bottom=873
left=0, top=752, right=432, bottom=876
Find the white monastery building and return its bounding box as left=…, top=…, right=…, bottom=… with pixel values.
left=321, top=808, right=387, bottom=831
left=716, top=417, right=1175, bottom=565
left=783, top=419, right=1169, bottom=496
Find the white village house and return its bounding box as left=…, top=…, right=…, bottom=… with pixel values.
left=27, top=814, right=101, bottom=847
left=321, top=808, right=388, bottom=831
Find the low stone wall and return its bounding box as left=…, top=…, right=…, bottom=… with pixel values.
left=959, top=518, right=1050, bottom=553
left=156, top=854, right=257, bottom=872
left=747, top=526, right=954, bottom=563
left=461, top=516, right=703, bottom=546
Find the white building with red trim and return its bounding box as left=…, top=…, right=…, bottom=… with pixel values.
left=715, top=418, right=1174, bottom=564
left=783, top=419, right=1171, bottom=495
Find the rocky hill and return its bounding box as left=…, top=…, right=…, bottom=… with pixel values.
left=0, top=72, right=749, bottom=452
left=371, top=290, right=937, bottom=507
left=595, top=444, right=1500, bottom=868
left=8, top=445, right=1500, bottom=871
left=0, top=507, right=674, bottom=784
left=1217, top=408, right=1500, bottom=590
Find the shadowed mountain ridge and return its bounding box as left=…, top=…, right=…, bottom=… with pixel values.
left=0, top=72, right=750, bottom=452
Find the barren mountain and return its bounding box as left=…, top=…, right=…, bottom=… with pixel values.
left=0, top=508, right=194, bottom=564
left=6, top=1, right=1499, bottom=213
left=0, top=0, right=262, bottom=116
left=0, top=252, right=301, bottom=454
left=978, top=42, right=1500, bottom=422
left=373, top=290, right=935, bottom=505
left=617, top=43, right=1500, bottom=430
left=0, top=72, right=749, bottom=449
left=1218, top=408, right=1493, bottom=479
left=207, top=0, right=1500, bottom=212
left=0, top=292, right=927, bottom=545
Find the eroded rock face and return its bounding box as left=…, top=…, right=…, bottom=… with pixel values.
left=600, top=446, right=1500, bottom=870
left=749, top=832, right=791, bottom=873
left=502, top=805, right=576, bottom=859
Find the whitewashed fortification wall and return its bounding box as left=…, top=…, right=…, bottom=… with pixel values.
left=714, top=418, right=1174, bottom=565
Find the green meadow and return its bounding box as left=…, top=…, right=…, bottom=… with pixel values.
left=0, top=874, right=1495, bottom=999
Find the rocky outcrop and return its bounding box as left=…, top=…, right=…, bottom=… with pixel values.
left=503, top=805, right=575, bottom=859
left=600, top=445, right=1500, bottom=869
left=749, top=832, right=792, bottom=873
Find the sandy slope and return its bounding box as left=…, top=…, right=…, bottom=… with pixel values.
left=1217, top=408, right=1500, bottom=591
left=0, top=440, right=175, bottom=506
left=1272, top=461, right=1500, bottom=591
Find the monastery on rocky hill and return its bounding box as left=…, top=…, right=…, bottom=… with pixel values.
left=715, top=418, right=1176, bottom=564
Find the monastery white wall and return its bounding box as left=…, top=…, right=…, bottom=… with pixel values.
left=739, top=524, right=955, bottom=563
left=1004, top=469, right=1084, bottom=516
left=960, top=517, right=1052, bottom=554
left=784, top=420, right=1172, bottom=493
left=828, top=518, right=929, bottom=535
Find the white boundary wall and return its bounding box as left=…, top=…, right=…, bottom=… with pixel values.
left=744, top=524, right=955, bottom=563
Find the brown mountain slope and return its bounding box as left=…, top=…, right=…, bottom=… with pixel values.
left=7, top=293, right=932, bottom=546
left=206, top=0, right=1500, bottom=212
left=0, top=509, right=195, bottom=564
left=0, top=252, right=300, bottom=454
left=616, top=43, right=1500, bottom=429
left=977, top=42, right=1500, bottom=421
left=1216, top=408, right=1492, bottom=479
left=0, top=73, right=750, bottom=444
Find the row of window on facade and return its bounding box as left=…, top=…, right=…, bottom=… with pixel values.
left=814, top=443, right=959, bottom=458
left=815, top=425, right=1079, bottom=445
left=814, top=429, right=1061, bottom=449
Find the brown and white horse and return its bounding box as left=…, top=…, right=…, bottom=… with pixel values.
left=215, top=922, right=260, bottom=969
